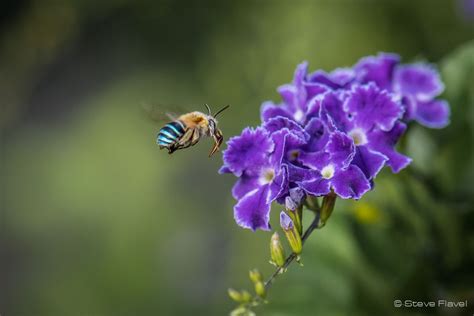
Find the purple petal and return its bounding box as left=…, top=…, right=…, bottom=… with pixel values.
left=263, top=116, right=309, bottom=141
left=304, top=117, right=330, bottom=152
left=285, top=131, right=307, bottom=150
left=287, top=164, right=318, bottom=182
left=308, top=68, right=355, bottom=89
left=222, top=127, right=273, bottom=177
left=305, top=94, right=324, bottom=121
left=326, top=131, right=356, bottom=168
left=280, top=211, right=294, bottom=230
left=414, top=99, right=450, bottom=128
left=234, top=186, right=271, bottom=231
left=289, top=187, right=305, bottom=205
left=298, top=176, right=331, bottom=197
left=330, top=68, right=357, bottom=87
left=304, top=82, right=330, bottom=99
left=284, top=136, right=308, bottom=163
left=261, top=101, right=294, bottom=122
left=298, top=151, right=330, bottom=171
left=400, top=95, right=416, bottom=121
left=232, top=175, right=260, bottom=199
left=368, top=122, right=412, bottom=173
left=331, top=165, right=371, bottom=199
left=268, top=164, right=289, bottom=202
left=393, top=64, right=444, bottom=101
left=344, top=83, right=403, bottom=131
left=319, top=91, right=350, bottom=132
left=276, top=62, right=309, bottom=112
left=352, top=145, right=388, bottom=179
left=355, top=52, right=400, bottom=89
left=293, top=61, right=309, bottom=86
left=270, top=129, right=289, bottom=167
left=218, top=166, right=231, bottom=174
left=277, top=84, right=299, bottom=108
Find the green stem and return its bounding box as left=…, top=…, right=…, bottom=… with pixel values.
left=263, top=210, right=321, bottom=291
left=237, top=195, right=337, bottom=314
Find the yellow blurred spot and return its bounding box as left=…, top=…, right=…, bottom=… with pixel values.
left=353, top=202, right=381, bottom=224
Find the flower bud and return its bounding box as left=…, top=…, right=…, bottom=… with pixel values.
left=289, top=187, right=305, bottom=205
left=228, top=288, right=243, bottom=302
left=285, top=196, right=298, bottom=211
left=228, top=288, right=252, bottom=304
left=270, top=232, right=286, bottom=267
left=319, top=191, right=337, bottom=227
left=280, top=211, right=302, bottom=255
left=285, top=197, right=303, bottom=235
left=254, top=281, right=266, bottom=298
left=230, top=306, right=255, bottom=316
left=305, top=195, right=320, bottom=212
left=240, top=290, right=252, bottom=303
left=249, top=269, right=262, bottom=283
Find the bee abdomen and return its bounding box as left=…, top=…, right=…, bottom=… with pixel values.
left=157, top=120, right=186, bottom=147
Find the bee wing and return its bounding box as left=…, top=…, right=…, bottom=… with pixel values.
left=141, top=102, right=189, bottom=122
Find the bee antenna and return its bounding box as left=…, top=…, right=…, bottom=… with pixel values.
left=214, top=105, right=230, bottom=118
left=204, top=104, right=212, bottom=116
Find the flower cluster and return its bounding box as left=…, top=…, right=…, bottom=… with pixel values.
left=220, top=53, right=450, bottom=231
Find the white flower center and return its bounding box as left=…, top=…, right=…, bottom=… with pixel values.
left=294, top=110, right=304, bottom=123
left=260, top=168, right=275, bottom=185
left=348, top=128, right=368, bottom=146
left=321, top=164, right=335, bottom=179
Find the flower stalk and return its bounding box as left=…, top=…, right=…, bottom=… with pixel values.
left=229, top=194, right=337, bottom=315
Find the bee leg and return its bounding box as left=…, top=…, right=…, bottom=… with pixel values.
left=209, top=133, right=223, bottom=157
left=190, top=129, right=201, bottom=146
left=173, top=129, right=194, bottom=152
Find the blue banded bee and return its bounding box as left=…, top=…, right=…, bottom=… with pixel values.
left=157, top=104, right=230, bottom=157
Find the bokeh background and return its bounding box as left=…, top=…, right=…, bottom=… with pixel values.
left=1, top=1, right=473, bottom=315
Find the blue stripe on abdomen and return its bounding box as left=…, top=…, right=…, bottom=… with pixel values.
left=160, top=129, right=178, bottom=140
left=158, top=141, right=171, bottom=146
left=157, top=133, right=174, bottom=146
left=157, top=121, right=185, bottom=147
left=169, top=121, right=185, bottom=134
left=163, top=123, right=184, bottom=138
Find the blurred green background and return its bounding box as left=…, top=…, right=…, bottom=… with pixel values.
left=1, top=1, right=473, bottom=315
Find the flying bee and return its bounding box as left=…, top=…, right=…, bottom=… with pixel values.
left=156, top=104, right=230, bottom=157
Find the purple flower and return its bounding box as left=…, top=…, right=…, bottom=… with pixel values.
left=319, top=86, right=410, bottom=175
left=221, top=55, right=449, bottom=231
left=355, top=53, right=400, bottom=90
left=393, top=64, right=444, bottom=101
left=261, top=62, right=329, bottom=125
left=297, top=131, right=370, bottom=199
left=354, top=53, right=450, bottom=128
left=220, top=127, right=291, bottom=231
left=393, top=64, right=449, bottom=128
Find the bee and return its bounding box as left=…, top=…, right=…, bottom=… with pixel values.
left=157, top=104, right=230, bottom=157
